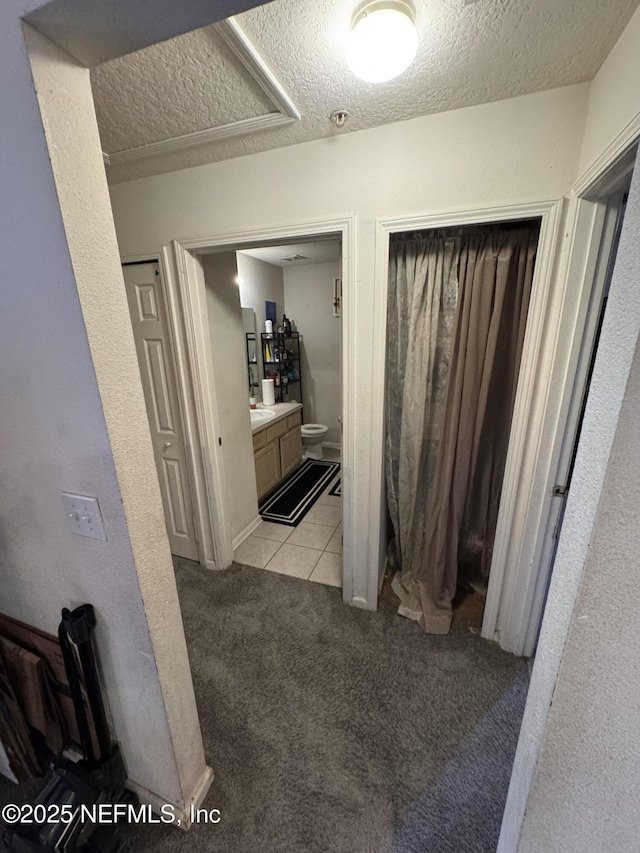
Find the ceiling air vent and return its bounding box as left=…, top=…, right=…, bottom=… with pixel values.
left=282, top=254, right=308, bottom=262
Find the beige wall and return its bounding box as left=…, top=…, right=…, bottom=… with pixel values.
left=110, top=83, right=589, bottom=607
left=283, top=262, right=341, bottom=444
left=237, top=253, right=285, bottom=334
left=579, top=5, right=640, bottom=174
left=203, top=253, right=259, bottom=542
left=236, top=253, right=285, bottom=401
left=0, top=22, right=209, bottom=808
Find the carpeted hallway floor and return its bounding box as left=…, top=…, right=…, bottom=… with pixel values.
left=1, top=559, right=528, bottom=852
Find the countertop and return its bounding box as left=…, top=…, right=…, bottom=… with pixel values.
left=250, top=402, right=302, bottom=435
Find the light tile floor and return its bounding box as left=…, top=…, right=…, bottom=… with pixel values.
left=233, top=448, right=343, bottom=588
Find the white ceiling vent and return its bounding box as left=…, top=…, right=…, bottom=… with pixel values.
left=282, top=254, right=308, bottom=262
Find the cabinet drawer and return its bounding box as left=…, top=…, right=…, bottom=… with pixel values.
left=266, top=419, right=288, bottom=444
left=252, top=429, right=267, bottom=452
left=286, top=410, right=302, bottom=431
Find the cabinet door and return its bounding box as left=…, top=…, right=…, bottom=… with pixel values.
left=280, top=426, right=302, bottom=479
left=255, top=441, right=281, bottom=501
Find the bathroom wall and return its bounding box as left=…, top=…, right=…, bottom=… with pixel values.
left=236, top=254, right=285, bottom=401
left=237, top=253, right=285, bottom=333
left=203, top=252, right=259, bottom=542
left=283, top=262, right=341, bottom=445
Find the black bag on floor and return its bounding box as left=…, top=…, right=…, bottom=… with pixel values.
left=3, top=605, right=134, bottom=852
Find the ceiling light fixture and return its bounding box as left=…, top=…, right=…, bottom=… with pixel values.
left=347, top=0, right=418, bottom=84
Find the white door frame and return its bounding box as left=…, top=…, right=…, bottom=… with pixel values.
left=371, top=199, right=565, bottom=652
left=493, top=146, right=637, bottom=656
left=163, top=218, right=357, bottom=599
left=164, top=244, right=233, bottom=569
left=511, top=169, right=633, bottom=657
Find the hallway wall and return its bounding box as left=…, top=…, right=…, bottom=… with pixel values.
left=110, top=83, right=589, bottom=608
left=3, top=23, right=210, bottom=809
left=579, top=4, right=640, bottom=174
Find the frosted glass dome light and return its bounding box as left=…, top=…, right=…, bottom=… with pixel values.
left=347, top=0, right=418, bottom=84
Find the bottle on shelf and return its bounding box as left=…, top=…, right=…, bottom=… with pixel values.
left=260, top=329, right=300, bottom=403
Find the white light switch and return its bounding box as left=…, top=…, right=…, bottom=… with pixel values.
left=61, top=493, right=107, bottom=541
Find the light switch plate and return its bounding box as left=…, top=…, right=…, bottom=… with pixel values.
left=61, top=493, right=107, bottom=541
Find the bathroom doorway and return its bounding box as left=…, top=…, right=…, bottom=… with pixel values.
left=215, top=237, right=344, bottom=586
left=165, top=219, right=354, bottom=599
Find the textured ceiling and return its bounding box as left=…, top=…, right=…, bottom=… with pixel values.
left=239, top=240, right=341, bottom=267
left=92, top=25, right=273, bottom=152
left=94, top=0, right=640, bottom=184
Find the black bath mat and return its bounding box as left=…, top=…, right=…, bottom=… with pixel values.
left=328, top=479, right=341, bottom=497
left=259, top=460, right=340, bottom=526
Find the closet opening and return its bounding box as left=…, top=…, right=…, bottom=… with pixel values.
left=383, top=218, right=541, bottom=635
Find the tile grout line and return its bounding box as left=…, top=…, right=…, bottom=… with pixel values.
left=236, top=488, right=343, bottom=581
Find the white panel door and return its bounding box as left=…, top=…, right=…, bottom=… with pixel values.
left=123, top=262, right=199, bottom=561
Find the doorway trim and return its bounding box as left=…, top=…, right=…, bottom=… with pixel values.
left=499, top=155, right=636, bottom=658
left=164, top=217, right=357, bottom=601
left=371, top=199, right=564, bottom=648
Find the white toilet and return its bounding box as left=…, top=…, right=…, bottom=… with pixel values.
left=301, top=423, right=328, bottom=460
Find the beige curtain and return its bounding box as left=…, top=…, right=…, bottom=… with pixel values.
left=386, top=226, right=538, bottom=634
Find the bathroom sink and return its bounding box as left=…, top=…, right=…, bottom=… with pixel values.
left=250, top=408, right=276, bottom=425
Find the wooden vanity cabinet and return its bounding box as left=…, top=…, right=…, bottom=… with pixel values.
left=253, top=410, right=302, bottom=500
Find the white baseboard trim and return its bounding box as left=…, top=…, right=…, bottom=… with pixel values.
left=322, top=441, right=341, bottom=450
left=181, top=765, right=215, bottom=830
left=127, top=765, right=214, bottom=831
left=232, top=515, right=262, bottom=551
